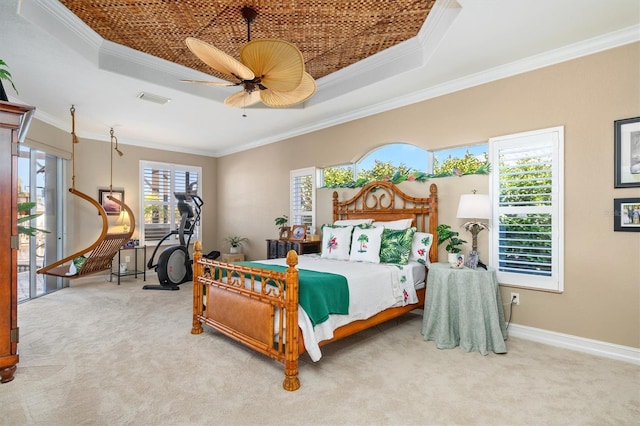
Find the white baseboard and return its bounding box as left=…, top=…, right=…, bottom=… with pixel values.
left=507, top=323, right=640, bottom=365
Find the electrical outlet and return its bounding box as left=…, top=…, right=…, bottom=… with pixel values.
left=125, top=256, right=131, bottom=262
left=510, top=292, right=520, bottom=305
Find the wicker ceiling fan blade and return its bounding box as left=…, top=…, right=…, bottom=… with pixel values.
left=185, top=37, right=255, bottom=82
left=224, top=90, right=262, bottom=108
left=180, top=79, right=238, bottom=87
left=260, top=72, right=317, bottom=108
left=240, top=39, right=304, bottom=93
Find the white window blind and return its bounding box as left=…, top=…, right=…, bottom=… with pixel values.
left=489, top=127, right=564, bottom=292
left=290, top=167, right=316, bottom=233
left=140, top=161, right=202, bottom=244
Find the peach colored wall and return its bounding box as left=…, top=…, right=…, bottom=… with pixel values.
left=217, top=43, right=640, bottom=348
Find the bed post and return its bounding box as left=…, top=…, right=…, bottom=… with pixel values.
left=283, top=250, right=300, bottom=391
left=428, top=183, right=438, bottom=263
left=191, top=240, right=204, bottom=335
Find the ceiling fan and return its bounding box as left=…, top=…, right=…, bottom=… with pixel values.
left=183, top=6, right=316, bottom=109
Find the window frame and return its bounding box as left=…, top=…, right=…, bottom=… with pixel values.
left=139, top=160, right=202, bottom=246
left=290, top=167, right=316, bottom=234
left=488, top=126, right=564, bottom=292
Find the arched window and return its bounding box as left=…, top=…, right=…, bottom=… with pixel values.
left=321, top=142, right=489, bottom=188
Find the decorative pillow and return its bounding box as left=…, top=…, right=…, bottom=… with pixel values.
left=372, top=218, right=413, bottom=230
left=410, top=232, right=434, bottom=266
left=321, top=225, right=354, bottom=260
left=349, top=225, right=384, bottom=263
left=379, top=227, right=416, bottom=265
left=334, top=218, right=374, bottom=226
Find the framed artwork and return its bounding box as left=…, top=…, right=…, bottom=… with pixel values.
left=465, top=252, right=479, bottom=269
left=613, top=198, right=640, bottom=232
left=289, top=224, right=307, bottom=241
left=98, top=189, right=124, bottom=216
left=279, top=226, right=290, bottom=241
left=614, top=117, right=640, bottom=188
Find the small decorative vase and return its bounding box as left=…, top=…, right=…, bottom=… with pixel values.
left=229, top=246, right=240, bottom=254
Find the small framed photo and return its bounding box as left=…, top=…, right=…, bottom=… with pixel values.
left=614, top=117, right=640, bottom=188
left=614, top=198, right=640, bottom=232
left=279, top=226, right=290, bottom=241
left=289, top=224, right=307, bottom=241
left=98, top=189, right=124, bottom=216
left=465, top=252, right=479, bottom=269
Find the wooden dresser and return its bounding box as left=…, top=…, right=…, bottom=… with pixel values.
left=266, top=239, right=321, bottom=259
left=0, top=101, right=35, bottom=383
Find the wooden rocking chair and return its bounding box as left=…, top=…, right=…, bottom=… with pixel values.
left=36, top=188, right=135, bottom=278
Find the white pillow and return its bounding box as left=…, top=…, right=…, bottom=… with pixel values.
left=334, top=218, right=373, bottom=226
left=372, top=218, right=413, bottom=230
left=349, top=225, right=384, bottom=263
left=321, top=225, right=354, bottom=260
left=410, top=232, right=434, bottom=266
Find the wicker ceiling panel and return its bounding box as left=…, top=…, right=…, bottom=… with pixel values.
left=59, top=1, right=435, bottom=80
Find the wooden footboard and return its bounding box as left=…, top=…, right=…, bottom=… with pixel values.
left=192, top=241, right=301, bottom=391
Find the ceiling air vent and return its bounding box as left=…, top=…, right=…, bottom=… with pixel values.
left=137, top=92, right=171, bottom=105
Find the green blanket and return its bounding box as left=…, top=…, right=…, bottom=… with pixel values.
left=235, top=261, right=349, bottom=326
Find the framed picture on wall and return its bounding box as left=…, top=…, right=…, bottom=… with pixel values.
left=289, top=224, right=307, bottom=241
left=613, top=198, right=640, bottom=232
left=614, top=117, right=640, bottom=188
left=98, top=189, right=124, bottom=216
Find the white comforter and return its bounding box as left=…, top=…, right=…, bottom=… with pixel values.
left=256, top=254, right=424, bottom=361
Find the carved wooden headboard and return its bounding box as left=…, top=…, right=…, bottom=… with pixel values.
left=332, top=181, right=438, bottom=263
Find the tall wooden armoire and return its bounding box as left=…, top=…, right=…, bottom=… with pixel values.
left=0, top=101, right=35, bottom=383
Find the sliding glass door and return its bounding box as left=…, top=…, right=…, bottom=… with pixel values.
left=17, top=145, right=64, bottom=301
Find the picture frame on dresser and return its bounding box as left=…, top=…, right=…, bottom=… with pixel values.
left=289, top=224, right=307, bottom=241
left=614, top=117, right=640, bottom=188
left=613, top=198, right=640, bottom=232
left=279, top=226, right=290, bottom=240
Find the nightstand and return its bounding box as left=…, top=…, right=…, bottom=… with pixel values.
left=221, top=253, right=245, bottom=262
left=421, top=263, right=507, bottom=355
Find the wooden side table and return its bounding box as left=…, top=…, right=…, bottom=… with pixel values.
left=221, top=253, right=245, bottom=262
left=421, top=263, right=507, bottom=355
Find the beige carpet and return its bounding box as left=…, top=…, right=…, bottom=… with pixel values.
left=1, top=273, right=638, bottom=425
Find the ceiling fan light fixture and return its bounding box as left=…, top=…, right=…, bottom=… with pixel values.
left=183, top=6, right=316, bottom=109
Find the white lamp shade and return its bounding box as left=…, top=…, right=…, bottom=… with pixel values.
left=457, top=193, right=491, bottom=219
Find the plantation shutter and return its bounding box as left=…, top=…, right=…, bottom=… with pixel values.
left=290, top=167, right=316, bottom=233
left=140, top=161, right=202, bottom=244
left=489, top=127, right=564, bottom=292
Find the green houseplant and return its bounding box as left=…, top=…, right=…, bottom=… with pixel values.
left=224, top=235, right=248, bottom=254
left=0, top=59, right=18, bottom=101
left=436, top=224, right=466, bottom=265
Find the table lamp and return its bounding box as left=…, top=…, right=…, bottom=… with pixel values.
left=117, top=210, right=130, bottom=232
left=456, top=190, right=491, bottom=268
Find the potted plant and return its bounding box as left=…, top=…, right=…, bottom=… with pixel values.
left=274, top=214, right=289, bottom=239
left=436, top=224, right=467, bottom=266
left=224, top=236, right=248, bottom=254
left=0, top=59, right=18, bottom=102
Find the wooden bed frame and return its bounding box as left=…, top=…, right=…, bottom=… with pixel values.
left=191, top=181, right=438, bottom=391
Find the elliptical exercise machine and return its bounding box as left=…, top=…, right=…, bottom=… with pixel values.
left=143, top=193, right=218, bottom=290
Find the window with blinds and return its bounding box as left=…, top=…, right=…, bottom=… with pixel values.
left=140, top=161, right=202, bottom=244
left=290, top=167, right=316, bottom=233
left=489, top=127, right=564, bottom=292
